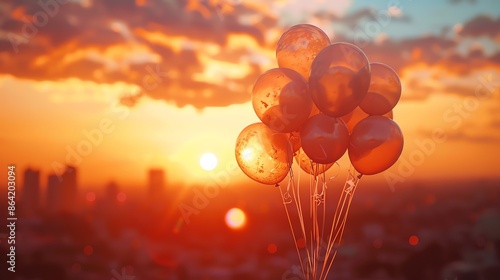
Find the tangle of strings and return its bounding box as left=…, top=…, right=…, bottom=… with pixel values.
left=279, top=161, right=362, bottom=280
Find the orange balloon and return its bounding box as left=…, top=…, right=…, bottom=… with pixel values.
left=309, top=43, right=371, bottom=117
left=341, top=106, right=393, bottom=133
left=348, top=116, right=404, bottom=175
left=359, top=62, right=401, bottom=115
left=289, top=131, right=301, bottom=153
left=276, top=24, right=331, bottom=79
left=300, top=114, right=350, bottom=164
left=252, top=68, right=312, bottom=133
left=295, top=148, right=334, bottom=176
left=235, top=123, right=293, bottom=185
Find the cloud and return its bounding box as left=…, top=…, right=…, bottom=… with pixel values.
left=266, top=0, right=352, bottom=26
left=490, top=119, right=500, bottom=129
left=459, top=14, right=500, bottom=38
left=0, top=0, right=498, bottom=109
left=333, top=34, right=459, bottom=72
left=314, top=7, right=411, bottom=32
left=0, top=0, right=275, bottom=108
left=449, top=0, right=477, bottom=4
left=419, top=124, right=500, bottom=144
left=444, top=131, right=500, bottom=143
left=330, top=12, right=500, bottom=102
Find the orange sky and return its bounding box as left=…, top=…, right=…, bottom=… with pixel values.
left=0, top=0, right=499, bottom=190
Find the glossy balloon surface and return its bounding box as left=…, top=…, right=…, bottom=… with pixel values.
left=309, top=43, right=371, bottom=117
left=276, top=24, right=331, bottom=79
left=235, top=123, right=293, bottom=184
left=300, top=114, right=350, bottom=164
left=252, top=68, right=312, bottom=133
left=359, top=63, right=401, bottom=115
left=348, top=116, right=403, bottom=175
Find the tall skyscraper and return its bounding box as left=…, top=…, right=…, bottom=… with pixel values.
left=46, top=173, right=61, bottom=213
left=60, top=165, right=78, bottom=213
left=148, top=168, right=165, bottom=198
left=22, top=168, right=40, bottom=215
left=105, top=181, right=119, bottom=202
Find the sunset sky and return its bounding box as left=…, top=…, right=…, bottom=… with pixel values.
left=0, top=0, right=499, bottom=189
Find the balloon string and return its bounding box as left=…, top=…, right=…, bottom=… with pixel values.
left=319, top=168, right=353, bottom=278
left=283, top=169, right=294, bottom=204
left=328, top=162, right=341, bottom=181
left=315, top=164, right=324, bottom=278
left=322, top=179, right=358, bottom=280
left=313, top=164, right=318, bottom=278
left=285, top=161, right=360, bottom=279
left=320, top=170, right=327, bottom=274
left=323, top=174, right=349, bottom=262
left=319, top=168, right=360, bottom=280
left=290, top=166, right=313, bottom=278
left=306, top=161, right=338, bottom=279
left=309, top=161, right=326, bottom=206
left=327, top=173, right=356, bottom=262
left=279, top=183, right=306, bottom=278
left=320, top=183, right=350, bottom=279
left=309, top=171, right=314, bottom=278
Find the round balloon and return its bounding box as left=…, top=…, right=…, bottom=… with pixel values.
left=348, top=116, right=404, bottom=175
left=276, top=24, right=331, bottom=79
left=300, top=114, right=350, bottom=164
left=359, top=63, right=401, bottom=115
left=341, top=106, right=393, bottom=133
left=252, top=68, right=312, bottom=133
left=235, top=123, right=293, bottom=185
left=309, top=43, right=371, bottom=117
left=295, top=148, right=334, bottom=176
left=289, top=131, right=301, bottom=153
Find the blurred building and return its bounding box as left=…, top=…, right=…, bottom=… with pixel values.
left=22, top=167, right=40, bottom=215
left=105, top=181, right=119, bottom=202
left=148, top=168, right=165, bottom=197
left=46, top=173, right=61, bottom=213
left=60, top=165, right=78, bottom=213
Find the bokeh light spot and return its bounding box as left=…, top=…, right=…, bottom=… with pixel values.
left=83, top=245, right=93, bottom=256
left=225, top=208, right=246, bottom=230
left=117, top=192, right=127, bottom=202
left=267, top=243, right=278, bottom=254
left=409, top=235, right=419, bottom=246
left=86, top=192, right=96, bottom=202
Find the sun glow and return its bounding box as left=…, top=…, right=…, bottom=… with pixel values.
left=199, top=152, right=218, bottom=171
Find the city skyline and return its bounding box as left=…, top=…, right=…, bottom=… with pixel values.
left=17, top=166, right=171, bottom=213
left=0, top=0, right=499, bottom=189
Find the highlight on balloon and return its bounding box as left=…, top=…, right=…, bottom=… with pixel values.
left=235, top=23, right=404, bottom=280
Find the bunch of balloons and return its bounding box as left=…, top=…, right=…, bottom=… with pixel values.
left=235, top=24, right=404, bottom=184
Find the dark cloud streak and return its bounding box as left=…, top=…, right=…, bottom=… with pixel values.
left=0, top=0, right=270, bottom=108
left=460, top=14, right=500, bottom=37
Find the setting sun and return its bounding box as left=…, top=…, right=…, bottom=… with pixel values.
left=199, top=152, right=218, bottom=171
left=225, top=208, right=247, bottom=230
